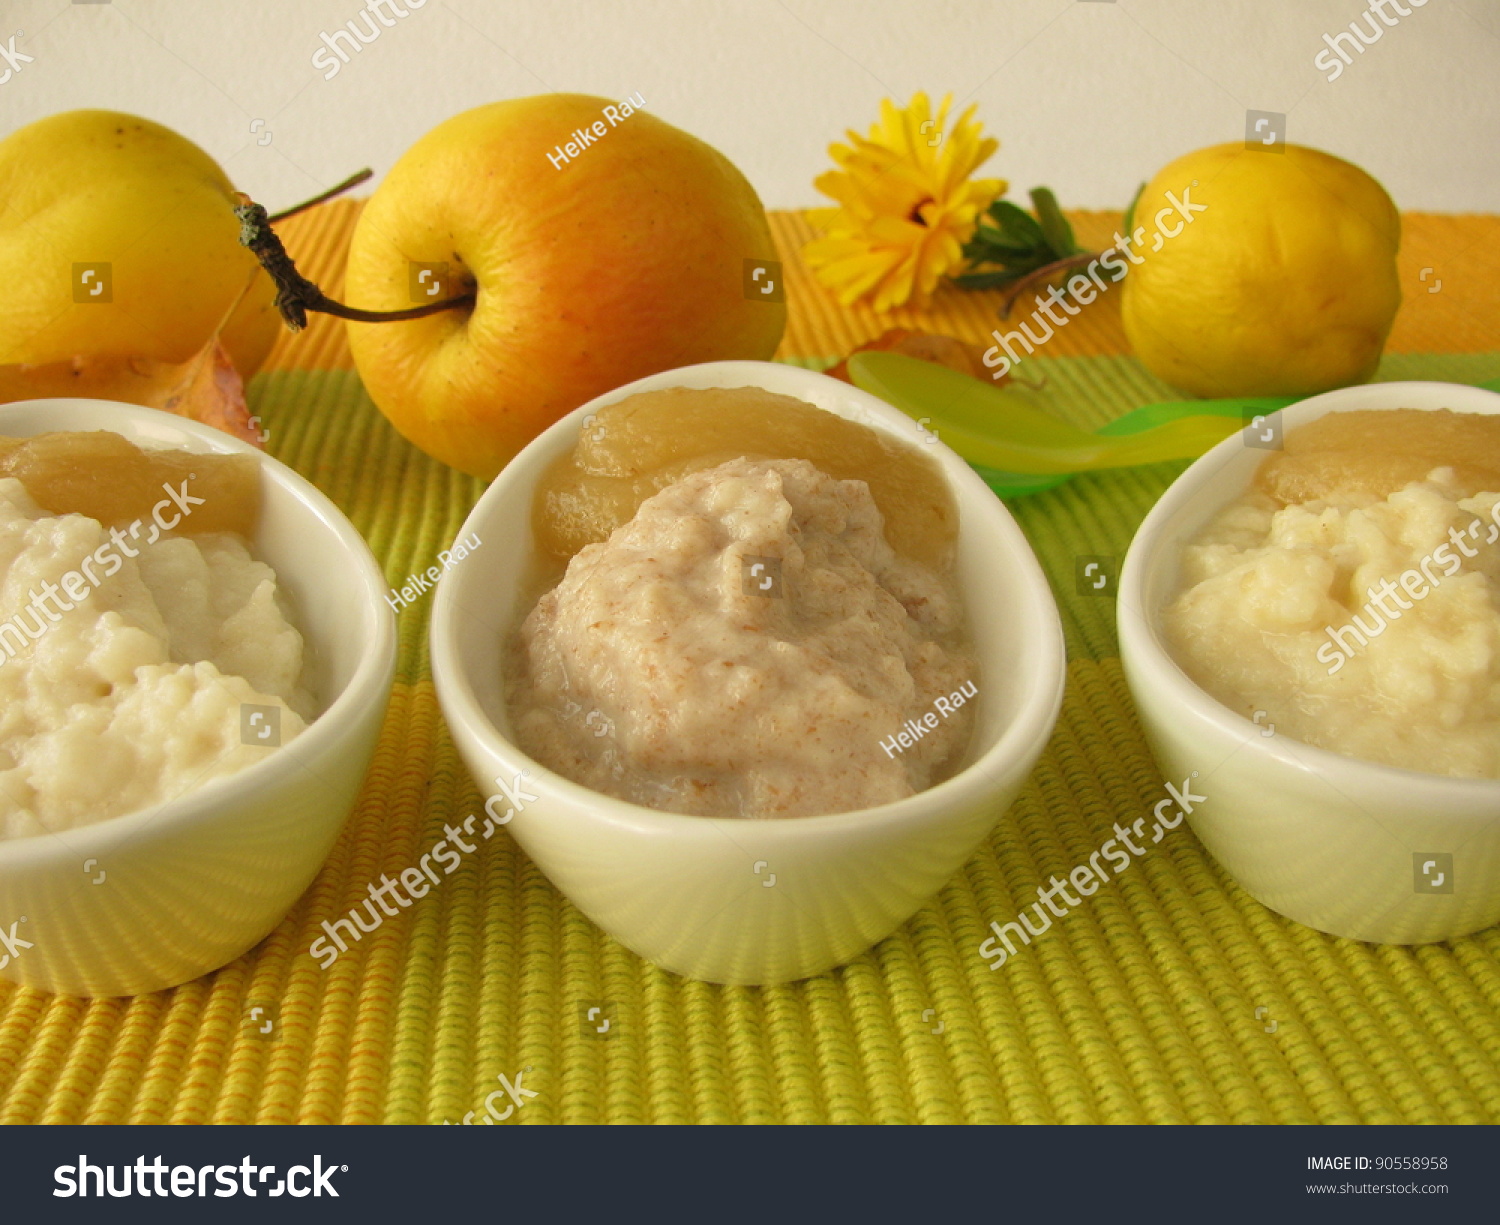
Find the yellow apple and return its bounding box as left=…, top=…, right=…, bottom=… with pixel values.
left=0, top=109, right=278, bottom=378
left=344, top=94, right=787, bottom=479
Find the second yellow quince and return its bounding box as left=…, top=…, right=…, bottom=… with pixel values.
left=1120, top=142, right=1400, bottom=399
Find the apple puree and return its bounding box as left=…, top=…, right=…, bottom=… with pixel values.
left=1255, top=408, right=1500, bottom=506
left=0, top=431, right=259, bottom=537
left=533, top=386, right=956, bottom=566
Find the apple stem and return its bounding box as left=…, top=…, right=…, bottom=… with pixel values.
left=267, top=168, right=375, bottom=223
left=234, top=196, right=474, bottom=331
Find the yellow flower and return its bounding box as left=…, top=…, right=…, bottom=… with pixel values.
left=803, top=93, right=1004, bottom=312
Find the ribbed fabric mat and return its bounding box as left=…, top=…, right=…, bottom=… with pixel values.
left=1, top=201, right=1498, bottom=1124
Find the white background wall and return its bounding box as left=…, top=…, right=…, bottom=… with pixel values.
left=2, top=0, right=1496, bottom=214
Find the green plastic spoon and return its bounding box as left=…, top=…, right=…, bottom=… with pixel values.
left=968, top=394, right=1285, bottom=497
left=847, top=351, right=1284, bottom=494
left=848, top=351, right=1500, bottom=498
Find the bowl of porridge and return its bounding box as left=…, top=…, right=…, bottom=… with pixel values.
left=1119, top=381, right=1500, bottom=944
left=0, top=399, right=395, bottom=995
left=431, top=361, right=1066, bottom=984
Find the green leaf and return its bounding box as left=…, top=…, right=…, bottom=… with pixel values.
left=1029, top=187, right=1076, bottom=260
left=1122, top=180, right=1145, bottom=239
left=958, top=185, right=1100, bottom=293
left=963, top=239, right=1050, bottom=269
left=952, top=270, right=1027, bottom=291
left=987, top=199, right=1045, bottom=246
left=970, top=223, right=1037, bottom=253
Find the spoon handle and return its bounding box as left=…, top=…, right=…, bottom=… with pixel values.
left=849, top=351, right=1500, bottom=486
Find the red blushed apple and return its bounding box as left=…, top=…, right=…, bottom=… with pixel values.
left=344, top=94, right=787, bottom=479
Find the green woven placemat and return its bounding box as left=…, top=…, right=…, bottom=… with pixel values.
left=3, top=345, right=1499, bottom=1124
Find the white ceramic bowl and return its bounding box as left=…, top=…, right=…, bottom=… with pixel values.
left=431, top=360, right=1066, bottom=985
left=1120, top=380, right=1500, bottom=944
left=0, top=399, right=395, bottom=995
